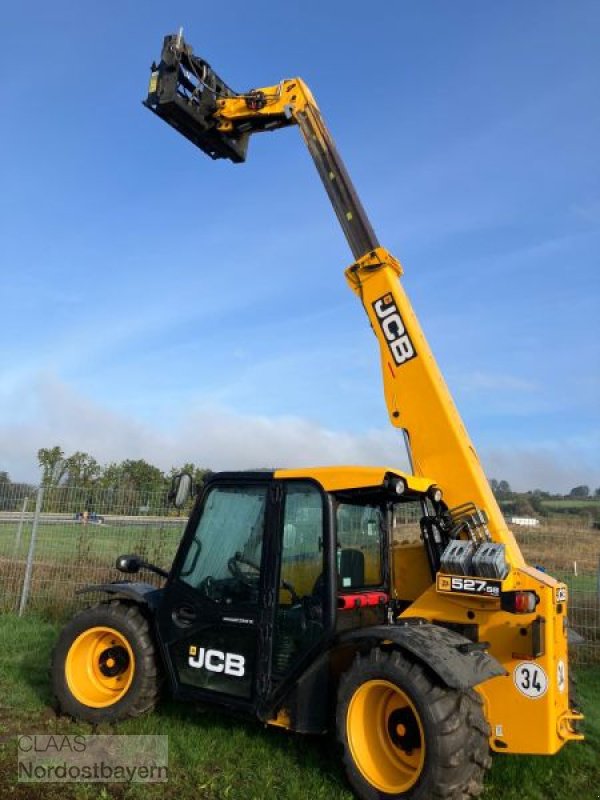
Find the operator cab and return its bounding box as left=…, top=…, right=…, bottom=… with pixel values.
left=156, top=466, right=441, bottom=714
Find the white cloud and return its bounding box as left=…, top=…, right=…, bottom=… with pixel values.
left=482, top=443, right=600, bottom=494
left=0, top=375, right=597, bottom=494
left=0, top=375, right=411, bottom=481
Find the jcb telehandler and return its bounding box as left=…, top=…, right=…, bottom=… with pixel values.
left=52, top=33, right=583, bottom=800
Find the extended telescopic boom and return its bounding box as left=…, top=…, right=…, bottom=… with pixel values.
left=144, top=32, right=523, bottom=564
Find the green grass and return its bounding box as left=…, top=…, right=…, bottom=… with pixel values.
left=0, top=521, right=184, bottom=615
left=0, top=615, right=598, bottom=799
left=554, top=572, right=598, bottom=593
left=541, top=499, right=600, bottom=512
left=0, top=521, right=183, bottom=566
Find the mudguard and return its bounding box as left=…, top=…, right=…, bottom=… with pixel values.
left=76, top=581, right=163, bottom=612
left=339, top=622, right=507, bottom=690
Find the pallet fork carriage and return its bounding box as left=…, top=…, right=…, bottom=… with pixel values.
left=52, top=32, right=583, bottom=800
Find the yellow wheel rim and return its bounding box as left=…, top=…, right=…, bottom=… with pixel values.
left=346, top=679, right=426, bottom=794
left=65, top=626, right=135, bottom=708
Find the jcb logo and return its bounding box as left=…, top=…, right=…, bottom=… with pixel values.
left=188, top=645, right=245, bottom=677
left=372, top=294, right=417, bottom=366
left=555, top=586, right=568, bottom=603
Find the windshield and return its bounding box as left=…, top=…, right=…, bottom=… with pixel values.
left=179, top=484, right=267, bottom=603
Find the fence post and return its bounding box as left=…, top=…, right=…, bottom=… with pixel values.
left=18, top=487, right=44, bottom=617
left=13, top=495, right=30, bottom=557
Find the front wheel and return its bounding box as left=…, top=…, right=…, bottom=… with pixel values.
left=336, top=648, right=491, bottom=800
left=52, top=601, right=161, bottom=723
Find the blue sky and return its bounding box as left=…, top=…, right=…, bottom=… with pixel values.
left=1, top=1, right=598, bottom=491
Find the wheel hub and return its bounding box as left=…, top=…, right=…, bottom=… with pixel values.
left=98, top=646, right=130, bottom=677
left=388, top=707, right=422, bottom=753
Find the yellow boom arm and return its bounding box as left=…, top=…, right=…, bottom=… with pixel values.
left=212, top=77, right=524, bottom=565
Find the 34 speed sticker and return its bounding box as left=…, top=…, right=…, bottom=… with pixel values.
left=437, top=575, right=501, bottom=598
left=513, top=662, right=548, bottom=699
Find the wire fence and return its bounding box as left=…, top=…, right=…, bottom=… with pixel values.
left=0, top=484, right=186, bottom=619
left=0, top=484, right=598, bottom=662
left=515, top=517, right=600, bottom=665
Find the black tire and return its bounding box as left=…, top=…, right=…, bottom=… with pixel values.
left=52, top=601, right=161, bottom=723
left=336, top=648, right=491, bottom=800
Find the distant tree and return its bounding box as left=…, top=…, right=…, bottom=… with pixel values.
left=121, top=460, right=165, bottom=493
left=513, top=495, right=536, bottom=516
left=37, top=446, right=67, bottom=486
left=594, top=487, right=600, bottom=498
left=0, top=471, right=10, bottom=510
left=63, top=452, right=101, bottom=487
left=569, top=485, right=590, bottom=498
left=490, top=479, right=513, bottom=501
left=528, top=493, right=545, bottom=515
left=99, top=459, right=167, bottom=513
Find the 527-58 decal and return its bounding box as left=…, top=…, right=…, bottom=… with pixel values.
left=437, top=575, right=502, bottom=598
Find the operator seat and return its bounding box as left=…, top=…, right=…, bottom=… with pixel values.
left=338, top=548, right=365, bottom=589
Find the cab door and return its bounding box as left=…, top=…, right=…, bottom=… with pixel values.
left=270, top=480, right=334, bottom=687
left=155, top=477, right=276, bottom=707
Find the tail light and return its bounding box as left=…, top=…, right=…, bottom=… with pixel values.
left=502, top=591, right=539, bottom=614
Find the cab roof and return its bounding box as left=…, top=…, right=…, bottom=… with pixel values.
left=273, top=466, right=435, bottom=495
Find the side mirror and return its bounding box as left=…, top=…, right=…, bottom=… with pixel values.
left=169, top=472, right=193, bottom=508
left=116, top=553, right=169, bottom=579
left=116, top=554, right=142, bottom=574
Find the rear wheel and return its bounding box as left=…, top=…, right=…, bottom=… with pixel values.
left=52, top=601, right=161, bottom=723
left=336, top=648, right=491, bottom=800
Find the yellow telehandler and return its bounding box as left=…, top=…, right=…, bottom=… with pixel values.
left=51, top=32, right=583, bottom=800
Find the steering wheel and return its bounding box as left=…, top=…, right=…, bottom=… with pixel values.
left=228, top=552, right=301, bottom=604
left=227, top=552, right=260, bottom=586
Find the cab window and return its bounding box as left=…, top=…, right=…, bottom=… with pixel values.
left=336, top=502, right=384, bottom=588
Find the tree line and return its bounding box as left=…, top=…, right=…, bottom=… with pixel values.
left=490, top=478, right=599, bottom=500
left=35, top=446, right=210, bottom=493
left=489, top=478, right=600, bottom=520
left=0, top=447, right=211, bottom=516
left=1, top=450, right=598, bottom=518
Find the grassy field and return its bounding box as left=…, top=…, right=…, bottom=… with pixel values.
left=0, top=520, right=184, bottom=565
left=0, top=615, right=598, bottom=800
left=541, top=499, right=600, bottom=512
left=0, top=520, right=184, bottom=616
